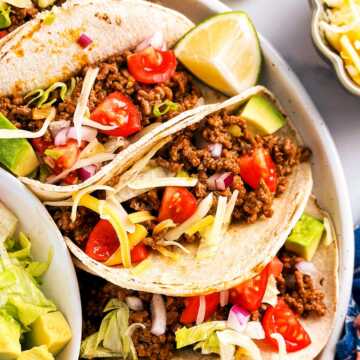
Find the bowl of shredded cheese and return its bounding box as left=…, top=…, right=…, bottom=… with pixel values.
left=312, top=0, right=360, bottom=95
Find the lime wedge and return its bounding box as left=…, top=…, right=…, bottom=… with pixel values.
left=175, top=11, right=262, bottom=96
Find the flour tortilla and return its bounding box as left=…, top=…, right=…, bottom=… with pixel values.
left=0, top=0, right=222, bottom=200
left=170, top=240, right=337, bottom=360
left=65, top=86, right=314, bottom=297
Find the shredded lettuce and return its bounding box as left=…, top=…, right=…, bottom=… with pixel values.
left=0, top=255, right=56, bottom=326
left=193, top=332, right=220, bottom=355
left=80, top=298, right=138, bottom=359
left=217, top=330, right=262, bottom=360
left=175, top=321, right=226, bottom=349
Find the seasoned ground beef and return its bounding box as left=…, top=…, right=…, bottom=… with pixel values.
left=153, top=110, right=310, bottom=223
left=276, top=251, right=326, bottom=317
left=49, top=207, right=98, bottom=245
left=78, top=271, right=227, bottom=360
left=0, top=51, right=200, bottom=134
left=5, top=1, right=65, bottom=34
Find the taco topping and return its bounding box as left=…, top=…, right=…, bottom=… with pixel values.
left=1, top=0, right=64, bottom=33
left=78, top=246, right=327, bottom=359
left=0, top=47, right=201, bottom=181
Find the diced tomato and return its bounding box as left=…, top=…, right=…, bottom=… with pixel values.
left=180, top=293, right=220, bottom=325
left=90, top=92, right=141, bottom=137
left=262, top=298, right=311, bottom=352
left=0, top=31, right=8, bottom=39
left=127, top=47, right=177, bottom=84
left=268, top=257, right=283, bottom=278
left=52, top=139, right=80, bottom=171
left=62, top=172, right=79, bottom=185
left=158, top=187, right=197, bottom=224
left=238, top=148, right=277, bottom=192
left=131, top=243, right=149, bottom=263
left=85, top=219, right=119, bottom=262
left=31, top=137, right=52, bottom=155
left=229, top=266, right=269, bottom=312
left=85, top=219, right=149, bottom=263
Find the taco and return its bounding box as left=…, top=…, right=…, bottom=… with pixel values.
left=76, top=197, right=338, bottom=360
left=0, top=0, right=227, bottom=200
left=0, top=0, right=63, bottom=44
left=45, top=86, right=313, bottom=296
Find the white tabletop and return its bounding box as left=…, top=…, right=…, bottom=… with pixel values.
left=224, top=0, right=360, bottom=225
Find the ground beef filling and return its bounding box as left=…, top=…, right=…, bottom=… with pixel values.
left=124, top=110, right=310, bottom=230
left=5, top=1, right=65, bottom=33
left=49, top=207, right=98, bottom=245
left=78, top=271, right=227, bottom=360
left=0, top=51, right=200, bottom=134
left=276, top=251, right=327, bottom=317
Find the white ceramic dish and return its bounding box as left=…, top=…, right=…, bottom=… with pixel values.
left=157, top=0, right=354, bottom=358
left=311, top=0, right=360, bottom=96
left=0, top=168, right=81, bottom=360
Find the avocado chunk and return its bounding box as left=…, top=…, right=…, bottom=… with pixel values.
left=0, top=113, right=39, bottom=176
left=36, top=0, right=57, bottom=8
left=27, top=311, right=72, bottom=355
left=285, top=213, right=324, bottom=261
left=0, top=311, right=21, bottom=360
left=0, top=2, right=11, bottom=30
left=18, top=346, right=54, bottom=360
left=239, top=95, right=286, bottom=134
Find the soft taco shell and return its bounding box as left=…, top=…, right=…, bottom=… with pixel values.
left=0, top=0, right=220, bottom=199
left=65, top=86, right=313, bottom=297
left=171, top=241, right=337, bottom=360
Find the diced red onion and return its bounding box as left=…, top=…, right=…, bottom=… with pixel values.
left=68, top=126, right=97, bottom=143
left=77, top=33, right=93, bottom=48
left=151, top=294, right=167, bottom=336
left=126, top=296, right=144, bottom=311
left=78, top=165, right=97, bottom=181
left=196, top=295, right=206, bottom=325
left=295, top=261, right=318, bottom=278
left=54, top=127, right=69, bottom=146
left=208, top=143, right=222, bottom=158
left=207, top=172, right=234, bottom=191
left=49, top=120, right=70, bottom=137
left=227, top=305, right=250, bottom=333
left=136, top=31, right=166, bottom=52
left=220, top=290, right=229, bottom=307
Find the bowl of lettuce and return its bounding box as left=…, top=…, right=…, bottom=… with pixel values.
left=0, top=168, right=82, bottom=359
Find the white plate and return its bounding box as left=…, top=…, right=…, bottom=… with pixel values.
left=158, top=0, right=354, bottom=358
left=0, top=169, right=81, bottom=359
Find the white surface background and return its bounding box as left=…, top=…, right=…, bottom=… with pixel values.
left=224, top=0, right=360, bottom=225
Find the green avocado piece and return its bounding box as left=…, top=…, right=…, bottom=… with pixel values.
left=27, top=312, right=72, bottom=355
left=0, top=2, right=11, bottom=30
left=0, top=311, right=21, bottom=360
left=36, top=0, right=57, bottom=9
left=285, top=213, right=324, bottom=261
left=18, top=346, right=54, bottom=360
left=239, top=95, right=286, bottom=135
left=0, top=113, right=40, bottom=176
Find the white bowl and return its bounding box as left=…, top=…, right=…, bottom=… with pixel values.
left=310, top=0, right=360, bottom=96
left=157, top=0, right=354, bottom=358
left=0, top=168, right=81, bottom=360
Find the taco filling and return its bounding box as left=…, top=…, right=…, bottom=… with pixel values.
left=0, top=0, right=64, bottom=37
left=0, top=39, right=201, bottom=183
left=78, top=207, right=334, bottom=360
left=48, top=94, right=311, bottom=268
